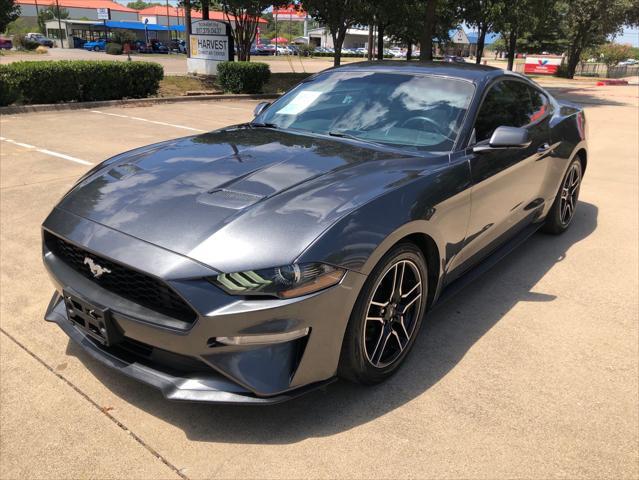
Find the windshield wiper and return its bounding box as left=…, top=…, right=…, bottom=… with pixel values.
left=328, top=130, right=383, bottom=146
left=251, top=122, right=279, bottom=129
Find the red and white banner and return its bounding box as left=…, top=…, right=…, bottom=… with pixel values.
left=524, top=55, right=563, bottom=75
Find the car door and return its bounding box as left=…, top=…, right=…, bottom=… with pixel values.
left=452, top=78, right=553, bottom=272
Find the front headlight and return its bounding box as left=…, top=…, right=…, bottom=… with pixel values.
left=212, top=263, right=346, bottom=299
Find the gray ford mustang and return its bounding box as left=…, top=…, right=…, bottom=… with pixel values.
left=43, top=62, right=587, bottom=404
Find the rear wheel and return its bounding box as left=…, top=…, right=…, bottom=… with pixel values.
left=542, top=158, right=582, bottom=234
left=93, top=46, right=99, bottom=52
left=338, top=243, right=428, bottom=384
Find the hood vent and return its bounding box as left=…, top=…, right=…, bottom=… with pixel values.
left=197, top=189, right=264, bottom=210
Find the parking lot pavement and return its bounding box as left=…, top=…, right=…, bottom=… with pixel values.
left=1, top=90, right=637, bottom=479
left=0, top=48, right=351, bottom=74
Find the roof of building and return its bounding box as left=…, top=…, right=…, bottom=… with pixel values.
left=17, top=0, right=137, bottom=12
left=137, top=5, right=267, bottom=24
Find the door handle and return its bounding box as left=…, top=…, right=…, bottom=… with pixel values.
left=537, top=143, right=552, bottom=154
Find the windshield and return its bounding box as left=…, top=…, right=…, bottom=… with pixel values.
left=256, top=71, right=475, bottom=152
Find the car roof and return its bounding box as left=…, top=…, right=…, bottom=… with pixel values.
left=329, top=61, right=504, bottom=82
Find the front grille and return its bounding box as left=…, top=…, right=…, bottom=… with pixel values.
left=45, top=232, right=197, bottom=323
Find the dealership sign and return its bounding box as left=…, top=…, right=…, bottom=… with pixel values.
left=524, top=54, right=563, bottom=75
left=96, top=8, right=110, bottom=20
left=189, top=20, right=233, bottom=62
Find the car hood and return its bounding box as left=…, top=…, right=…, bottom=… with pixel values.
left=58, top=127, right=444, bottom=272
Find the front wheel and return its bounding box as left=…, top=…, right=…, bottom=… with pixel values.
left=93, top=46, right=100, bottom=52
left=338, top=243, right=428, bottom=384
left=542, top=158, right=583, bottom=234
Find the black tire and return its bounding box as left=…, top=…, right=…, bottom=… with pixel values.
left=542, top=158, right=583, bottom=235
left=338, top=242, right=428, bottom=384
left=94, top=46, right=100, bottom=52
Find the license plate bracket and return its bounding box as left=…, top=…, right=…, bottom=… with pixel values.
left=62, top=290, right=121, bottom=347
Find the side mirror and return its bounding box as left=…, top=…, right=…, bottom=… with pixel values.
left=473, top=126, right=531, bottom=153
left=253, top=101, right=271, bottom=117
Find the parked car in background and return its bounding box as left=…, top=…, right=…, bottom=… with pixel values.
left=0, top=35, right=13, bottom=50
left=444, top=55, right=466, bottom=63
left=618, top=58, right=638, bottom=66
left=256, top=44, right=276, bottom=55
left=83, top=39, right=107, bottom=51
left=169, top=39, right=186, bottom=54
left=135, top=40, right=169, bottom=54
left=25, top=32, right=54, bottom=47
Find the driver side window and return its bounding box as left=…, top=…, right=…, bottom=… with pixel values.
left=474, top=80, right=548, bottom=142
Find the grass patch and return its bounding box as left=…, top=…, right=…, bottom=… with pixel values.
left=158, top=75, right=219, bottom=97
left=159, top=72, right=311, bottom=97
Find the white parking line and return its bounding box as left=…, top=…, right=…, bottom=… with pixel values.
left=0, top=137, right=93, bottom=166
left=90, top=110, right=206, bottom=132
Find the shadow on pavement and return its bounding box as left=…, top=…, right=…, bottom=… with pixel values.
left=66, top=202, right=598, bottom=444
left=547, top=87, right=630, bottom=107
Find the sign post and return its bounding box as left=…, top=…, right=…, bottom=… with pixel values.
left=187, top=20, right=234, bottom=76
left=97, top=8, right=110, bottom=43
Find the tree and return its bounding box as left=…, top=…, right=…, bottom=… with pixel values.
left=386, top=1, right=422, bottom=60
left=418, top=0, right=437, bottom=61
left=557, top=0, right=634, bottom=78
left=220, top=0, right=270, bottom=61
left=596, top=42, right=633, bottom=67
left=493, top=0, right=542, bottom=70
left=37, top=4, right=68, bottom=34
left=304, top=0, right=366, bottom=66
left=458, top=0, right=503, bottom=63
left=0, top=0, right=20, bottom=32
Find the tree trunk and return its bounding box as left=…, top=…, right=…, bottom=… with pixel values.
left=475, top=24, right=486, bottom=64
left=406, top=43, right=412, bottom=61
left=566, top=46, right=582, bottom=79
left=419, top=0, right=436, bottom=61
left=184, top=0, right=192, bottom=57
left=367, top=24, right=373, bottom=60
left=332, top=31, right=344, bottom=67
left=506, top=30, right=517, bottom=70
left=202, top=0, right=209, bottom=20
left=377, top=22, right=385, bottom=60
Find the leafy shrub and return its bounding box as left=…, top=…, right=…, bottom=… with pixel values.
left=106, top=42, right=123, bottom=55
left=112, top=30, right=136, bottom=47
left=1, top=61, right=163, bottom=105
left=217, top=61, right=270, bottom=93
left=0, top=66, right=20, bottom=107
left=20, top=38, right=40, bottom=51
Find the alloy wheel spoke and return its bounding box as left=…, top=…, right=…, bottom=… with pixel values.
left=371, top=328, right=392, bottom=365
left=397, top=261, right=406, bottom=297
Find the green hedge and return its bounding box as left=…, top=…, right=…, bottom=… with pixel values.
left=217, top=61, right=270, bottom=94
left=0, top=61, right=163, bottom=106
left=0, top=66, right=19, bottom=107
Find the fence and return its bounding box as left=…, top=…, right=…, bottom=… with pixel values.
left=514, top=61, right=637, bottom=78
left=574, top=63, right=639, bottom=78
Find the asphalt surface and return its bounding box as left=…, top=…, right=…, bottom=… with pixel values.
left=0, top=83, right=637, bottom=479
left=0, top=47, right=350, bottom=74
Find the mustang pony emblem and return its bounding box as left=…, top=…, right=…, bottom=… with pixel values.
left=84, top=257, right=111, bottom=278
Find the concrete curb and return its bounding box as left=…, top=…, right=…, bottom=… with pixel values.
left=0, top=93, right=282, bottom=115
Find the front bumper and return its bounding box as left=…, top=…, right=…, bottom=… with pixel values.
left=43, top=208, right=367, bottom=403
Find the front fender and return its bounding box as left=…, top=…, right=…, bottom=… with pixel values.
left=297, top=160, right=472, bottom=297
